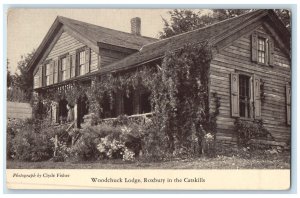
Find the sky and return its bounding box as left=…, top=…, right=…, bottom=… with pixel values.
left=7, top=9, right=174, bottom=73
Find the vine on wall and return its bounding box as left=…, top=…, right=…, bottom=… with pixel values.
left=35, top=41, right=214, bottom=156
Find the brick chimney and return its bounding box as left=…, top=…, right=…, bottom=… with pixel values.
left=131, top=17, right=141, bottom=36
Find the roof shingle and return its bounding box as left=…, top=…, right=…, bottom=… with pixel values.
left=58, top=16, right=157, bottom=50
left=99, top=10, right=267, bottom=73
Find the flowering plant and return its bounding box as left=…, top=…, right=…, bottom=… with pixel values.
left=204, top=133, right=214, bottom=143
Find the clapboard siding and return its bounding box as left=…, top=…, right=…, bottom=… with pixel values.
left=99, top=49, right=130, bottom=67
left=45, top=31, right=99, bottom=74
left=210, top=25, right=291, bottom=145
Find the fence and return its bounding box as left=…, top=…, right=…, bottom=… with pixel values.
left=7, top=102, right=32, bottom=120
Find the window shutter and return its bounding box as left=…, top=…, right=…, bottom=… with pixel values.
left=65, top=55, right=71, bottom=80
left=58, top=59, right=62, bottom=82
left=231, top=73, right=239, bottom=117
left=71, top=54, right=76, bottom=78
left=75, top=53, right=79, bottom=76
left=38, top=65, right=43, bottom=87
left=286, top=85, right=291, bottom=125
left=251, top=33, right=258, bottom=62
left=253, top=75, right=261, bottom=119
left=49, top=61, right=54, bottom=85
left=85, top=48, right=91, bottom=73
left=33, top=72, right=39, bottom=89
left=53, top=59, right=59, bottom=84
left=269, top=38, right=275, bottom=66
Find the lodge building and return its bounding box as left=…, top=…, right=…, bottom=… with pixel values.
left=28, top=10, right=291, bottom=146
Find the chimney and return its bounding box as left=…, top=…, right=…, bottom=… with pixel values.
left=131, top=17, right=141, bottom=36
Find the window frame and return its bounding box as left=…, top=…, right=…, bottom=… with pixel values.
left=59, top=53, right=68, bottom=82
left=45, top=62, right=51, bottom=86
left=257, top=37, right=267, bottom=64
left=238, top=74, right=252, bottom=118
left=253, top=32, right=272, bottom=66
left=76, top=47, right=87, bottom=76
left=232, top=71, right=258, bottom=120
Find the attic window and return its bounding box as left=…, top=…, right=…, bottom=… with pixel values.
left=258, top=37, right=266, bottom=64
left=251, top=32, right=274, bottom=66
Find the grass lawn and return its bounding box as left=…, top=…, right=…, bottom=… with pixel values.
left=7, top=150, right=290, bottom=169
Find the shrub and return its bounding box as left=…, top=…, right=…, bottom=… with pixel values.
left=7, top=119, right=25, bottom=159
left=234, top=118, right=271, bottom=147
left=71, top=123, right=123, bottom=161
left=140, top=117, right=171, bottom=161
left=12, top=119, right=56, bottom=162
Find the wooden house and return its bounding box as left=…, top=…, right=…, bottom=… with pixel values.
left=28, top=10, right=291, bottom=146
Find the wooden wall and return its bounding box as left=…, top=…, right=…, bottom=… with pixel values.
left=45, top=31, right=99, bottom=72
left=99, top=49, right=130, bottom=67
left=209, top=25, right=291, bottom=145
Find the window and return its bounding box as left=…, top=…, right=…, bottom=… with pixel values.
left=79, top=51, right=85, bottom=75
left=239, top=75, right=251, bottom=118
left=251, top=32, right=274, bottom=66
left=258, top=37, right=266, bottom=64
left=61, top=57, right=67, bottom=81
left=45, top=63, right=51, bottom=86
left=231, top=73, right=261, bottom=119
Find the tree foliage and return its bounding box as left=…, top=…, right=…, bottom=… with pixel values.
left=13, top=49, right=36, bottom=101
left=159, top=9, right=291, bottom=39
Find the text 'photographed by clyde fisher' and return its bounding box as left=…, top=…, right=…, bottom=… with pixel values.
left=6, top=7, right=292, bottom=190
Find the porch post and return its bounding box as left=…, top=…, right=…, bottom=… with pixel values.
left=74, top=103, right=78, bottom=128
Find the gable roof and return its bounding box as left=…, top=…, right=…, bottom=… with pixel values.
left=58, top=16, right=157, bottom=50
left=27, top=16, right=157, bottom=73
left=97, top=9, right=290, bottom=74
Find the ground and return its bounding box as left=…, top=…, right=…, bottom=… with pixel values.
left=7, top=150, right=290, bottom=169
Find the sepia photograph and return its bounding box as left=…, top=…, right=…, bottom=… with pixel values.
left=5, top=7, right=292, bottom=190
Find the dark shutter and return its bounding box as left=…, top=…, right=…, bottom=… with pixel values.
left=42, top=64, right=46, bottom=87
left=286, top=85, right=291, bottom=125
left=85, top=48, right=91, bottom=74
left=269, top=38, right=275, bottom=66
left=58, top=59, right=62, bottom=82
left=251, top=33, right=258, bottom=62
left=71, top=54, right=76, bottom=78
left=75, top=53, right=79, bottom=76
left=253, top=75, right=261, bottom=119
left=49, top=61, right=54, bottom=85
left=231, top=73, right=239, bottom=117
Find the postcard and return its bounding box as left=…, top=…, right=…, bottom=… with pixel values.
left=6, top=8, right=291, bottom=190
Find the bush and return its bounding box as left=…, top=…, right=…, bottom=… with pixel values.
left=71, top=123, right=123, bottom=161
left=140, top=116, right=171, bottom=161
left=7, top=119, right=25, bottom=159
left=234, top=118, right=270, bottom=147
left=12, top=119, right=56, bottom=162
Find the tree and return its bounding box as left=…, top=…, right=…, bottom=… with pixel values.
left=159, top=9, right=249, bottom=39
left=274, top=9, right=291, bottom=31
left=211, top=9, right=250, bottom=21
left=14, top=49, right=36, bottom=101
left=159, top=9, right=290, bottom=39
left=7, top=60, right=14, bottom=88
